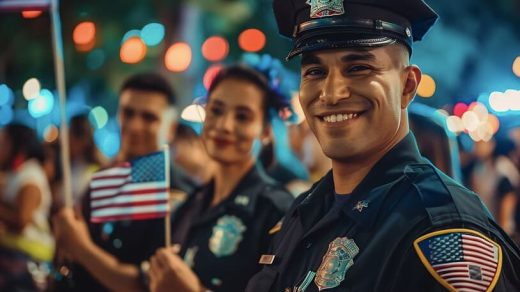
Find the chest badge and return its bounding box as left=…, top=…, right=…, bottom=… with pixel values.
left=314, top=237, right=359, bottom=290
left=306, top=0, right=345, bottom=19
left=209, top=215, right=246, bottom=257
left=353, top=200, right=369, bottom=212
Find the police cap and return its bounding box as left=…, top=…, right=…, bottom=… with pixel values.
left=273, top=0, right=438, bottom=59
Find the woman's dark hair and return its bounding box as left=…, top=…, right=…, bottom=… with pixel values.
left=3, top=123, right=44, bottom=165
left=70, top=114, right=105, bottom=165
left=207, top=65, right=286, bottom=123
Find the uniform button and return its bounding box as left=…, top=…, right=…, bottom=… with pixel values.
left=305, top=242, right=312, bottom=249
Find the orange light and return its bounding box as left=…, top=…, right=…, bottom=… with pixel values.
left=165, top=42, right=192, bottom=72
left=120, top=37, right=147, bottom=64
left=487, top=114, right=500, bottom=134
left=202, top=36, right=229, bottom=62
left=513, top=56, right=520, bottom=78
left=417, top=74, right=436, bottom=98
left=203, top=64, right=223, bottom=89
left=238, top=29, right=266, bottom=52
left=22, top=10, right=42, bottom=19
left=44, top=125, right=59, bottom=143
left=73, top=22, right=96, bottom=46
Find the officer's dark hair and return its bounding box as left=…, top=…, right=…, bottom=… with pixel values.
left=207, top=65, right=285, bottom=124
left=120, top=72, right=176, bottom=106
left=1, top=123, right=44, bottom=169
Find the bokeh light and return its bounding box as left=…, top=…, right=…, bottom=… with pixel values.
left=417, top=74, right=436, bottom=98
left=513, top=56, right=520, bottom=77
left=28, top=89, right=54, bottom=118
left=238, top=29, right=266, bottom=52
left=461, top=111, right=479, bottom=132
left=453, top=102, right=468, bottom=117
left=488, top=114, right=500, bottom=134
left=181, top=104, right=206, bottom=122
left=141, top=23, right=165, bottom=46
left=23, top=78, right=41, bottom=100
left=120, top=37, right=147, bottom=64
left=202, top=36, right=229, bottom=62
left=22, top=11, right=42, bottom=19
left=471, top=102, right=488, bottom=122
left=122, top=29, right=141, bottom=44
left=89, top=106, right=109, bottom=129
left=0, top=84, right=14, bottom=106
left=73, top=22, right=96, bottom=45
left=203, top=64, right=223, bottom=89
left=165, top=42, right=192, bottom=72
left=489, top=91, right=508, bottom=112
left=446, top=115, right=464, bottom=133
left=0, top=106, right=13, bottom=125
left=87, top=49, right=106, bottom=70
left=43, top=125, right=59, bottom=143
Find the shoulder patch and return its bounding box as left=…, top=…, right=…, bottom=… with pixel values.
left=413, top=228, right=502, bottom=292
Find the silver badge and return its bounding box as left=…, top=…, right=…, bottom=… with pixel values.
left=306, top=0, right=345, bottom=19
left=353, top=200, right=369, bottom=212
left=314, top=237, right=359, bottom=290
left=209, top=215, right=246, bottom=257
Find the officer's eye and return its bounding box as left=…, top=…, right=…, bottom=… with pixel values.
left=347, top=65, right=371, bottom=74
left=302, top=67, right=325, bottom=78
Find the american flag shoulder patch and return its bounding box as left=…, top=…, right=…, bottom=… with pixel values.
left=413, top=228, right=502, bottom=292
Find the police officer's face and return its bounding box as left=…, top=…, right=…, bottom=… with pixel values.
left=118, top=89, right=171, bottom=160
left=299, top=45, right=420, bottom=162
left=203, top=78, right=267, bottom=165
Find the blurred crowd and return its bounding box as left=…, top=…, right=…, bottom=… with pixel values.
left=0, top=70, right=519, bottom=291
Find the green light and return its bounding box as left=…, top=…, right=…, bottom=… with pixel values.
left=89, top=106, right=108, bottom=129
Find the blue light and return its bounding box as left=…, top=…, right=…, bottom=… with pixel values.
left=28, top=89, right=55, bottom=118
left=0, top=106, right=13, bottom=125
left=0, top=84, right=14, bottom=106
left=140, top=23, right=165, bottom=46
left=94, top=121, right=120, bottom=158
left=121, top=29, right=141, bottom=45
left=87, top=49, right=106, bottom=70
left=89, top=106, right=108, bottom=129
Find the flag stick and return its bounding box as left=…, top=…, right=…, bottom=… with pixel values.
left=163, top=144, right=171, bottom=248
left=50, top=0, right=73, bottom=208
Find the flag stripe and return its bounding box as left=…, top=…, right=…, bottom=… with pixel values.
left=462, top=235, right=494, bottom=249
left=92, top=199, right=168, bottom=211
left=92, top=167, right=131, bottom=179
left=463, top=245, right=495, bottom=258
left=452, top=282, right=487, bottom=291
left=91, top=192, right=169, bottom=207
left=91, top=212, right=168, bottom=223
left=463, top=251, right=497, bottom=264
left=92, top=204, right=169, bottom=217
left=462, top=256, right=497, bottom=268
left=90, top=177, right=130, bottom=189
left=91, top=182, right=168, bottom=199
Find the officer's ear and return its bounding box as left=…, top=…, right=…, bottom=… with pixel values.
left=401, top=65, right=421, bottom=109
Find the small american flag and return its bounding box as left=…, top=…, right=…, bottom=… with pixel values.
left=89, top=151, right=169, bottom=223
left=418, top=232, right=500, bottom=292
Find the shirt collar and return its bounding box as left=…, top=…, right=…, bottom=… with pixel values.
left=293, top=133, right=424, bottom=230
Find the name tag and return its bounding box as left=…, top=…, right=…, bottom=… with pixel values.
left=258, top=254, right=276, bottom=265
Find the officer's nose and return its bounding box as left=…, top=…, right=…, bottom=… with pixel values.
left=319, top=69, right=351, bottom=105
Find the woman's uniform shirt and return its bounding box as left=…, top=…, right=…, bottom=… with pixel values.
left=171, top=165, right=293, bottom=292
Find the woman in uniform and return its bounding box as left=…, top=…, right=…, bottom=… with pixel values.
left=148, top=65, right=295, bottom=292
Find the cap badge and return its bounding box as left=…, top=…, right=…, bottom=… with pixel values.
left=306, top=0, right=345, bottom=19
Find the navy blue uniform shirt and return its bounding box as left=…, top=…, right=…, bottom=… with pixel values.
left=246, top=133, right=520, bottom=292
left=171, top=164, right=294, bottom=292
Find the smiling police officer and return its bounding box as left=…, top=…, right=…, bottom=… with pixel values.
left=246, top=0, right=520, bottom=291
